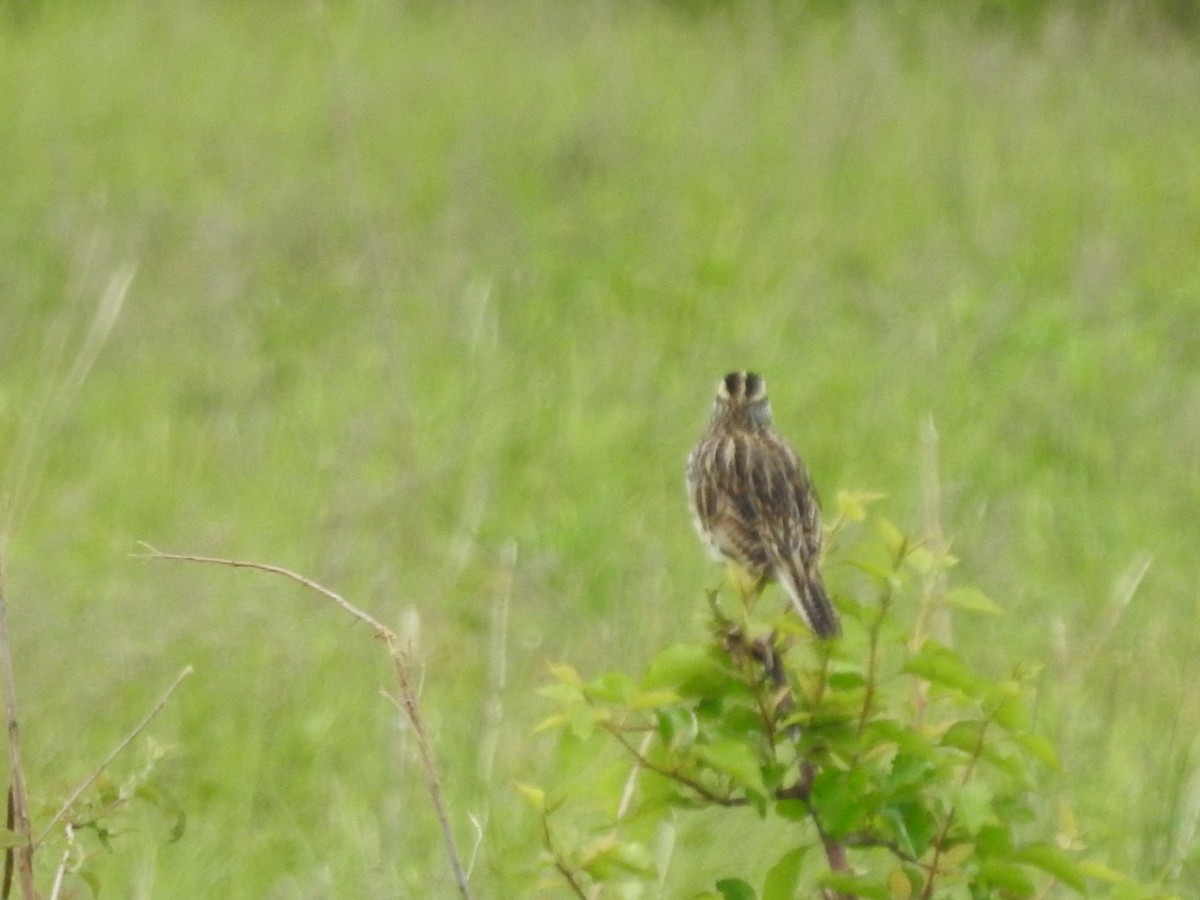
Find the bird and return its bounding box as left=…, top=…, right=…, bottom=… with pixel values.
left=686, top=371, right=841, bottom=639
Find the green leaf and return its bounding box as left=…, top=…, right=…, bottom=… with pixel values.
left=976, top=860, right=1036, bottom=897
left=579, top=835, right=657, bottom=879
left=1013, top=842, right=1088, bottom=892
left=713, top=703, right=767, bottom=739
left=695, top=739, right=766, bottom=796
left=880, top=802, right=921, bottom=857
left=827, top=672, right=868, bottom=691
left=585, top=671, right=634, bottom=703
left=836, top=490, right=886, bottom=522
left=884, top=750, right=936, bottom=792
left=944, top=586, right=1004, bottom=615
left=819, top=872, right=891, bottom=900
left=810, top=768, right=877, bottom=837
left=642, top=643, right=732, bottom=698
left=715, top=878, right=757, bottom=900
left=864, top=719, right=936, bottom=760
left=533, top=712, right=567, bottom=734
left=761, top=847, right=805, bottom=900
left=548, top=662, right=584, bottom=689
left=774, top=798, right=808, bottom=822
left=566, top=704, right=610, bottom=739
left=78, top=869, right=101, bottom=897
left=1013, top=732, right=1061, bottom=771
left=515, top=782, right=545, bottom=811
left=873, top=516, right=907, bottom=558
left=537, top=682, right=583, bottom=705
left=981, top=744, right=1028, bottom=779
left=904, top=546, right=938, bottom=575
left=656, top=706, right=701, bottom=748
left=886, top=865, right=914, bottom=900
left=940, top=720, right=985, bottom=755
left=951, top=780, right=995, bottom=834
left=903, top=642, right=989, bottom=700
left=1077, top=859, right=1130, bottom=882
left=631, top=688, right=682, bottom=710
left=846, top=555, right=895, bottom=582
left=990, top=690, right=1030, bottom=731
left=938, top=841, right=975, bottom=872
left=975, top=823, right=1015, bottom=858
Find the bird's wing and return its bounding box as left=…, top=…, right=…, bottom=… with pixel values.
left=774, top=435, right=822, bottom=561
left=689, top=437, right=771, bottom=571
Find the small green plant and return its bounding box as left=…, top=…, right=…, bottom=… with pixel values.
left=525, top=492, right=1177, bottom=900
left=34, top=734, right=188, bottom=898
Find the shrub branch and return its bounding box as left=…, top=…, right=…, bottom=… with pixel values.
left=718, top=623, right=855, bottom=898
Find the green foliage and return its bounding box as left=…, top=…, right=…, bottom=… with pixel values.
left=35, top=738, right=185, bottom=898
left=530, top=495, right=1177, bottom=899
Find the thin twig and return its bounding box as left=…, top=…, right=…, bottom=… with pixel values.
left=843, top=831, right=925, bottom=867
left=603, top=723, right=745, bottom=808
left=47, top=826, right=74, bottom=900
left=0, top=575, right=36, bottom=900
left=37, top=665, right=194, bottom=845
left=540, top=810, right=588, bottom=899
left=615, top=731, right=655, bottom=821
left=3, top=789, right=12, bottom=899
left=135, top=545, right=392, bottom=635
left=141, top=546, right=473, bottom=899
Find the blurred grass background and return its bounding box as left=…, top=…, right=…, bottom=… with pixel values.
left=2, top=0, right=1199, bottom=895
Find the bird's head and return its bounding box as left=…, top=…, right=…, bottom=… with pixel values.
left=711, top=371, right=773, bottom=429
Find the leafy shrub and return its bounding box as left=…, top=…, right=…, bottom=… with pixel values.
left=524, top=492, right=1176, bottom=899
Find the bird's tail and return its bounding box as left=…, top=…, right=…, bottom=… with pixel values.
left=775, top=558, right=841, bottom=639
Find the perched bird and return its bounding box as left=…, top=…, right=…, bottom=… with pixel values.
left=686, top=371, right=840, bottom=639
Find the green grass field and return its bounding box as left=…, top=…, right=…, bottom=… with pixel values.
left=3, top=1, right=1199, bottom=896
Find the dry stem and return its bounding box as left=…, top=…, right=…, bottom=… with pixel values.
left=139, top=545, right=472, bottom=899
left=0, top=575, right=36, bottom=900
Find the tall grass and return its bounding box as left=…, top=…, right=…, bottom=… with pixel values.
left=2, top=1, right=1198, bottom=894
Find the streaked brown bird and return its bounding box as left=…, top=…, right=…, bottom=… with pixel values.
left=686, top=371, right=840, bottom=639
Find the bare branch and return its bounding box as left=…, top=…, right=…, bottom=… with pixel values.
left=135, top=544, right=391, bottom=635
left=141, top=546, right=472, bottom=899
